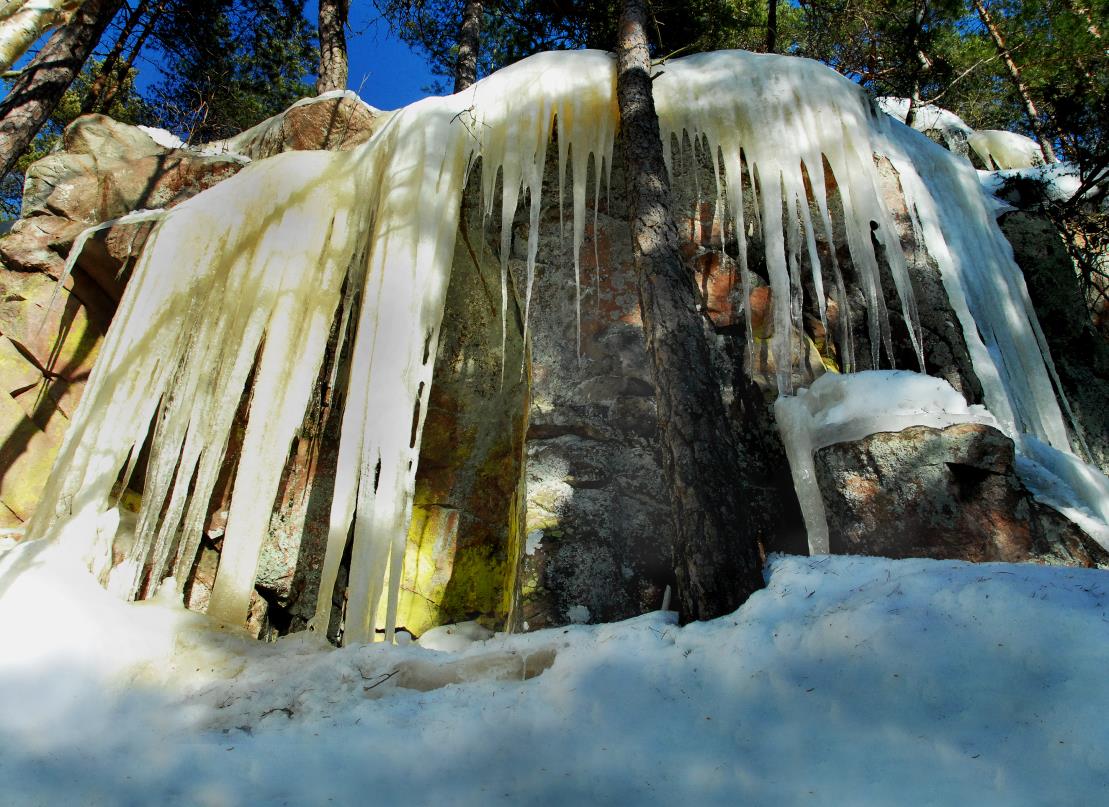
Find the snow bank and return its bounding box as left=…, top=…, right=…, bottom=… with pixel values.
left=1, top=547, right=1107, bottom=805
left=979, top=162, right=1087, bottom=205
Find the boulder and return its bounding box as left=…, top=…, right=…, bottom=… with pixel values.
left=216, top=93, right=380, bottom=161
left=814, top=422, right=1108, bottom=566
left=22, top=150, right=244, bottom=225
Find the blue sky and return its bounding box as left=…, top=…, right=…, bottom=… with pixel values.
left=305, top=4, right=441, bottom=109
left=12, top=5, right=441, bottom=111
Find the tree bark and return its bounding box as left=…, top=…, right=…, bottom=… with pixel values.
left=0, top=0, right=87, bottom=75
left=0, top=0, right=119, bottom=180
left=971, top=0, right=1058, bottom=163
left=316, top=0, right=348, bottom=94
left=615, top=0, right=765, bottom=621
left=903, top=2, right=931, bottom=129
left=765, top=0, right=777, bottom=53
left=453, top=0, right=481, bottom=93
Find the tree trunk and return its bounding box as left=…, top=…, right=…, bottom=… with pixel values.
left=765, top=0, right=776, bottom=53
left=453, top=0, right=481, bottom=93
left=0, top=0, right=85, bottom=75
left=971, top=0, right=1058, bottom=163
left=81, top=0, right=145, bottom=114
left=316, top=0, right=348, bottom=94
left=903, top=2, right=931, bottom=129
left=0, top=0, right=119, bottom=180
left=96, top=0, right=161, bottom=112
left=615, top=0, right=765, bottom=621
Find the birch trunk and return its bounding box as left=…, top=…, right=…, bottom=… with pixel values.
left=0, top=0, right=85, bottom=75
left=0, top=0, right=118, bottom=179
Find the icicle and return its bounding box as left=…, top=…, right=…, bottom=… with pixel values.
left=41, top=209, right=167, bottom=337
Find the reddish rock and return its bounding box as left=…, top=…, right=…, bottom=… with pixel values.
left=24, top=150, right=243, bottom=225
left=0, top=216, right=85, bottom=275
left=218, top=95, right=379, bottom=161
left=814, top=422, right=1108, bottom=566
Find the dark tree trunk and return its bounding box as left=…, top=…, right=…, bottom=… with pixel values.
left=615, top=0, right=765, bottom=621
left=903, top=2, right=931, bottom=129
left=453, top=0, right=482, bottom=93
left=316, top=0, right=348, bottom=94
left=82, top=0, right=148, bottom=115
left=971, top=0, right=1058, bottom=163
left=96, top=1, right=161, bottom=113
left=0, top=0, right=121, bottom=181
left=766, top=0, right=777, bottom=53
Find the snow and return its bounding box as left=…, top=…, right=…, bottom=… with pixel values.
left=968, top=130, right=1045, bottom=170
left=2, top=544, right=1107, bottom=805
left=979, top=162, right=1087, bottom=205
left=877, top=97, right=975, bottom=138
left=137, top=125, right=187, bottom=150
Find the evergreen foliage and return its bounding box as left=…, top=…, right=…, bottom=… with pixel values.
left=146, top=0, right=316, bottom=142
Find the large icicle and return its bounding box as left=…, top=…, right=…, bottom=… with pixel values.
left=310, top=52, right=618, bottom=641
left=27, top=149, right=372, bottom=614
left=652, top=52, right=926, bottom=391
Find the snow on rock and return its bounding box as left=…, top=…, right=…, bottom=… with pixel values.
left=136, top=125, right=187, bottom=150
left=968, top=129, right=1045, bottom=170
left=979, top=162, right=1087, bottom=206
left=776, top=371, right=997, bottom=553
left=877, top=97, right=975, bottom=138
left=1, top=550, right=1107, bottom=804
left=778, top=371, right=1109, bottom=558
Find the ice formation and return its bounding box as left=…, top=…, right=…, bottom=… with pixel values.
left=877, top=97, right=975, bottom=140
left=23, top=49, right=1088, bottom=640
left=968, top=129, right=1045, bottom=169
left=775, top=371, right=1000, bottom=554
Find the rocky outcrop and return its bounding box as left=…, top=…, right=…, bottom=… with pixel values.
left=3, top=97, right=1102, bottom=640
left=0, top=102, right=378, bottom=538
left=214, top=93, right=380, bottom=161
left=814, top=422, right=1107, bottom=566
left=1000, top=210, right=1109, bottom=475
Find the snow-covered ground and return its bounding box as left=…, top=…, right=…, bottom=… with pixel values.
left=1, top=542, right=1107, bottom=805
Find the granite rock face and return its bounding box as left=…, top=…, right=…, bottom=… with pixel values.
left=814, top=422, right=1107, bottom=566
left=214, top=93, right=380, bottom=161
left=1000, top=210, right=1109, bottom=476
left=3, top=101, right=1105, bottom=638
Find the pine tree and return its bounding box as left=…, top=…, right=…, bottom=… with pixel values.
left=146, top=0, right=315, bottom=142
left=615, top=0, right=765, bottom=620
left=317, top=0, right=349, bottom=93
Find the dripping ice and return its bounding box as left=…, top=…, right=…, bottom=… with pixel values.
left=24, top=49, right=1106, bottom=639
